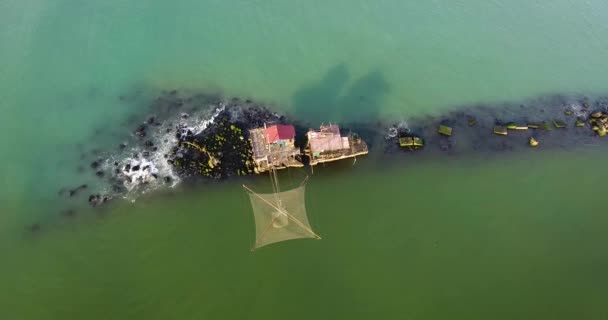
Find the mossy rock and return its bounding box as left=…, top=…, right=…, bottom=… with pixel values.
left=529, top=137, right=539, bottom=147
left=437, top=125, right=453, bottom=136
left=493, top=126, right=508, bottom=136
left=510, top=124, right=528, bottom=130
left=170, top=120, right=254, bottom=178
left=399, top=136, right=424, bottom=149
left=553, top=120, right=567, bottom=128
left=540, top=123, right=553, bottom=131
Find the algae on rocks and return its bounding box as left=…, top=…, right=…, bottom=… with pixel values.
left=167, top=106, right=288, bottom=180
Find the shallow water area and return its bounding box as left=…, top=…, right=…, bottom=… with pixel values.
left=4, top=150, right=608, bottom=319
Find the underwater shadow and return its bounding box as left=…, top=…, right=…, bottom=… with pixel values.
left=339, top=70, right=389, bottom=122
left=292, top=64, right=389, bottom=126
left=292, top=64, right=349, bottom=124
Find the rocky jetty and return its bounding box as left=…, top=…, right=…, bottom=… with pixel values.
left=57, top=91, right=608, bottom=214
left=58, top=91, right=301, bottom=211
left=167, top=106, right=288, bottom=179
left=384, top=95, right=608, bottom=155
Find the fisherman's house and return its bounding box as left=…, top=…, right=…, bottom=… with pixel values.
left=249, top=124, right=303, bottom=172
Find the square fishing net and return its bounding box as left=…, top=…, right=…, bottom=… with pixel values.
left=246, top=185, right=319, bottom=250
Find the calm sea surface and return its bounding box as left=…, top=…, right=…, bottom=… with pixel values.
left=1, top=1, right=608, bottom=318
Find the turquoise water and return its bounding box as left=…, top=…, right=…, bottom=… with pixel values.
left=2, top=1, right=608, bottom=318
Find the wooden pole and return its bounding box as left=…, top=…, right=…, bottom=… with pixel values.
left=253, top=216, right=280, bottom=250
left=299, top=175, right=309, bottom=187
left=243, top=184, right=321, bottom=239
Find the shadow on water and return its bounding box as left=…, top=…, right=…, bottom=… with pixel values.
left=292, top=64, right=390, bottom=126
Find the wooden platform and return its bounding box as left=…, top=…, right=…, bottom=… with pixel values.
left=254, top=158, right=304, bottom=173
left=305, top=136, right=368, bottom=166
left=249, top=127, right=303, bottom=173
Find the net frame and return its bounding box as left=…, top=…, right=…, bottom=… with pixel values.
left=243, top=176, right=320, bottom=251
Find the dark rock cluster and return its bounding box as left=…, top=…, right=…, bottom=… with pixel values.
left=384, top=95, right=608, bottom=155
left=167, top=106, right=287, bottom=179
left=55, top=90, right=295, bottom=217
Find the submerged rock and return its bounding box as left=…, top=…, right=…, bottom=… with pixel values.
left=88, top=194, right=101, bottom=206
left=90, top=160, right=101, bottom=169
left=28, top=223, right=41, bottom=233
left=68, top=184, right=88, bottom=197
left=61, top=209, right=76, bottom=217
left=134, top=124, right=147, bottom=138
left=88, top=194, right=110, bottom=207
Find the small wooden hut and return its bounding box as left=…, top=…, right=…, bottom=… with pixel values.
left=304, top=124, right=368, bottom=166
left=249, top=124, right=303, bottom=173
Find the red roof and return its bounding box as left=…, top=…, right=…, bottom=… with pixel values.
left=264, top=125, right=295, bottom=143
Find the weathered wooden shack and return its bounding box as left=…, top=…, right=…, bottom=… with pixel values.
left=304, top=124, right=368, bottom=165
left=249, top=124, right=303, bottom=172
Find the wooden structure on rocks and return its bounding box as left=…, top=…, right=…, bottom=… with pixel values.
left=249, top=124, right=303, bottom=173
left=304, top=124, right=368, bottom=166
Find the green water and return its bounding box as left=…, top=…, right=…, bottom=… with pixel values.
left=2, top=1, right=608, bottom=318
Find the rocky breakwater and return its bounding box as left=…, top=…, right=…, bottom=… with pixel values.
left=383, top=95, right=608, bottom=155
left=167, top=105, right=289, bottom=179
left=49, top=90, right=608, bottom=234
left=59, top=91, right=296, bottom=213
